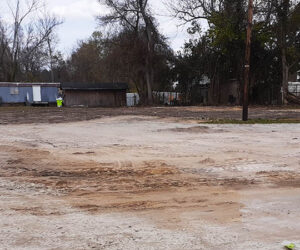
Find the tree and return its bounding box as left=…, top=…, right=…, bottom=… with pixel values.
left=1, top=0, right=62, bottom=82
left=67, top=32, right=107, bottom=83
left=169, top=0, right=300, bottom=105
left=273, top=1, right=299, bottom=103
left=98, top=0, right=167, bottom=104
left=65, top=29, right=174, bottom=103
left=0, top=19, right=10, bottom=81
left=169, top=0, right=248, bottom=104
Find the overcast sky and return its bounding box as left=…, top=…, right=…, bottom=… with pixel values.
left=44, top=0, right=189, bottom=55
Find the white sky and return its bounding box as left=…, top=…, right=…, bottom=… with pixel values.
left=45, top=0, right=190, bottom=55
left=0, top=0, right=204, bottom=56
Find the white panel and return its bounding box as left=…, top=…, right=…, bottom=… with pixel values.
left=126, top=93, right=140, bottom=107
left=32, top=86, right=41, bottom=102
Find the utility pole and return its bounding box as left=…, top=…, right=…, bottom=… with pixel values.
left=243, top=0, right=254, bottom=121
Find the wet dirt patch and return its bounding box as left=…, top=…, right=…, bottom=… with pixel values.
left=72, top=151, right=95, bottom=155
left=2, top=145, right=298, bottom=198
left=1, top=146, right=186, bottom=193
left=158, top=126, right=226, bottom=133
left=0, top=145, right=246, bottom=218
left=256, top=171, right=300, bottom=188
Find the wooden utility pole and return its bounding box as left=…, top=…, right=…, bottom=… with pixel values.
left=242, top=0, right=254, bottom=121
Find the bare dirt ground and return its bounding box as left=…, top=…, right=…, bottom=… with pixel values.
left=1, top=105, right=300, bottom=124
left=0, top=107, right=300, bottom=249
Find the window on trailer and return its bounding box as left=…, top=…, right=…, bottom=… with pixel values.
left=10, top=87, right=19, bottom=95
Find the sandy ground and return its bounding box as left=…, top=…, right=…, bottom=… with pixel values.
left=0, top=111, right=300, bottom=249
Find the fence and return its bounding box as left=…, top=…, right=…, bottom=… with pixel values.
left=288, top=82, right=300, bottom=96
left=153, top=92, right=181, bottom=105
left=126, top=92, right=181, bottom=106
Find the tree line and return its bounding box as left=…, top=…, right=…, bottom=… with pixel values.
left=0, top=0, right=299, bottom=105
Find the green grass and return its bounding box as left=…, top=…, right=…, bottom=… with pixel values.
left=206, top=118, right=300, bottom=124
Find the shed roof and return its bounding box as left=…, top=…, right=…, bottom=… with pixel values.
left=0, top=82, right=60, bottom=87
left=61, top=82, right=128, bottom=90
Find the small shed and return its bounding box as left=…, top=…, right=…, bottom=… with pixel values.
left=0, top=82, right=60, bottom=105
left=61, top=82, right=128, bottom=107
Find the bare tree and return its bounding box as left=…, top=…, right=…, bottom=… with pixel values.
left=6, top=0, right=40, bottom=81
left=0, top=19, right=10, bottom=80
left=38, top=12, right=63, bottom=82
left=167, top=0, right=224, bottom=25
left=3, top=0, right=62, bottom=81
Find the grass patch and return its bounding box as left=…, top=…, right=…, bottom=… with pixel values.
left=206, top=118, right=300, bottom=124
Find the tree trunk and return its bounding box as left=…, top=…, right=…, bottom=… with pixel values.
left=47, top=38, right=55, bottom=82
left=217, top=78, right=221, bottom=105
left=279, top=0, right=290, bottom=105
left=10, top=60, right=18, bottom=82
left=145, top=61, right=153, bottom=105
left=281, top=47, right=289, bottom=104
left=243, top=0, right=253, bottom=121
left=139, top=1, right=154, bottom=105
left=145, top=26, right=154, bottom=105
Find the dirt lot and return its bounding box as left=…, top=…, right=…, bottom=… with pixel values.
left=1, top=105, right=300, bottom=124
left=0, top=107, right=300, bottom=249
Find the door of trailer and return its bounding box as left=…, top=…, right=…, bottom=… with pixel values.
left=32, top=85, right=41, bottom=102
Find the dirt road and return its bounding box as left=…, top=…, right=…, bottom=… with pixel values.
left=0, top=110, right=300, bottom=249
